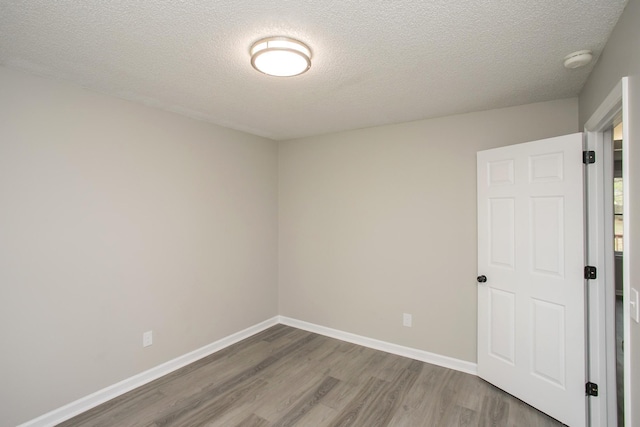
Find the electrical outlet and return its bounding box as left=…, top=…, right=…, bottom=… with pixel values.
left=403, top=313, right=412, bottom=327
left=143, top=330, right=153, bottom=347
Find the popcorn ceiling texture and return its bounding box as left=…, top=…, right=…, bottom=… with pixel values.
left=0, top=0, right=628, bottom=140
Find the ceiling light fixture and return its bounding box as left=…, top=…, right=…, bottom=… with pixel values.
left=563, top=50, right=593, bottom=69
left=250, top=37, right=311, bottom=77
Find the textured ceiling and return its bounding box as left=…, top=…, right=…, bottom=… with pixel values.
left=0, top=1, right=628, bottom=140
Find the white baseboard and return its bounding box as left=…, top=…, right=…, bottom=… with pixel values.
left=278, top=316, right=477, bottom=375
left=20, top=315, right=477, bottom=426
left=18, top=317, right=280, bottom=427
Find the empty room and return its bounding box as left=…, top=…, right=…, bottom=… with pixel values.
left=2, top=1, right=640, bottom=426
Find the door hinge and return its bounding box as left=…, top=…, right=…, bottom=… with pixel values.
left=584, top=266, right=597, bottom=280
left=586, top=382, right=599, bottom=396
left=583, top=150, right=596, bottom=164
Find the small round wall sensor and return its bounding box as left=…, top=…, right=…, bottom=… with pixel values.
left=564, top=50, right=593, bottom=69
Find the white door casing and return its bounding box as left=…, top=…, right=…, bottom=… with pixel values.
left=622, top=75, right=640, bottom=427
left=477, top=133, right=586, bottom=427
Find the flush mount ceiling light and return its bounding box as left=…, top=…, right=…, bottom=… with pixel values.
left=563, top=50, right=593, bottom=69
left=250, top=37, right=311, bottom=77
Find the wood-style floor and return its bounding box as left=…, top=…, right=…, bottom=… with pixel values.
left=59, top=325, right=563, bottom=427
left=616, top=297, right=624, bottom=426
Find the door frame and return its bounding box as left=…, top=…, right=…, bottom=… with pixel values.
left=584, top=80, right=623, bottom=426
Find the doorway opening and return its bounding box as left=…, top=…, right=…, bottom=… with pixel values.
left=584, top=79, right=623, bottom=427
left=612, top=121, right=624, bottom=426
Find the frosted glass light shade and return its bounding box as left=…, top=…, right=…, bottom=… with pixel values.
left=251, top=37, right=311, bottom=77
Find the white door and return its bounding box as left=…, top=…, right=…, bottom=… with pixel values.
left=477, top=133, right=586, bottom=427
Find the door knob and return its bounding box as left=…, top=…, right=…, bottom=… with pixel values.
left=477, top=275, right=487, bottom=283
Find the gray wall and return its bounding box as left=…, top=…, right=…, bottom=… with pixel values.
left=0, top=67, right=279, bottom=426
left=579, top=0, right=640, bottom=126
left=278, top=98, right=578, bottom=363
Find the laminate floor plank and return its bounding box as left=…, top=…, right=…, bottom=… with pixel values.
left=505, top=398, right=563, bottom=427
left=457, top=405, right=480, bottom=427
left=252, top=368, right=329, bottom=422
left=326, top=376, right=388, bottom=427
left=311, top=343, right=381, bottom=383
left=57, top=387, right=166, bottom=427
left=260, top=324, right=299, bottom=342
left=478, top=394, right=509, bottom=427
left=219, top=337, right=333, bottom=424
left=58, top=326, right=565, bottom=427
left=319, top=377, right=366, bottom=412
left=161, top=378, right=268, bottom=427
left=154, top=341, right=273, bottom=397
left=372, top=353, right=418, bottom=382
left=202, top=397, right=270, bottom=427
left=147, top=334, right=320, bottom=426
left=382, top=365, right=444, bottom=427
left=270, top=376, right=340, bottom=427
left=282, top=402, right=338, bottom=426
left=355, top=366, right=422, bottom=427
left=319, top=350, right=404, bottom=413
left=233, top=413, right=270, bottom=427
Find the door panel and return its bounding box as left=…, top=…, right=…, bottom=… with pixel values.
left=531, top=196, right=564, bottom=276
left=531, top=299, right=565, bottom=387
left=488, top=288, right=515, bottom=364
left=489, top=198, right=515, bottom=268
left=477, top=133, right=586, bottom=427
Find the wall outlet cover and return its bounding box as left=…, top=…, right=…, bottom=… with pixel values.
left=143, top=331, right=153, bottom=347
left=631, top=288, right=639, bottom=323
left=403, top=313, right=412, bottom=327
